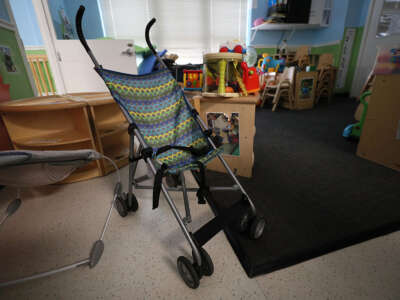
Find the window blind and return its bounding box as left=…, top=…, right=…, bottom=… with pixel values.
left=99, top=0, right=248, bottom=64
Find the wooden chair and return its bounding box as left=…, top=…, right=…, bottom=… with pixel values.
left=315, top=54, right=336, bottom=104
left=271, top=67, right=296, bottom=111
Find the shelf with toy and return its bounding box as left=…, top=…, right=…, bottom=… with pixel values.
left=202, top=44, right=260, bottom=98
left=251, top=23, right=321, bottom=31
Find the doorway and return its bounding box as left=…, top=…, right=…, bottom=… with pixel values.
left=352, top=0, right=400, bottom=96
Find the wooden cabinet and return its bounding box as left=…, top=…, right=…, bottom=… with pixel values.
left=67, top=92, right=130, bottom=175
left=193, top=95, right=257, bottom=178
left=0, top=96, right=101, bottom=183
left=0, top=93, right=130, bottom=183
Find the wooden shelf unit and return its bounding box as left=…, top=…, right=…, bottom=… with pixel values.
left=67, top=92, right=131, bottom=176
left=0, top=95, right=102, bottom=183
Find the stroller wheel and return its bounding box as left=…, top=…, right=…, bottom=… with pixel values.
left=198, top=248, right=214, bottom=276
left=237, top=209, right=252, bottom=233
left=177, top=256, right=200, bottom=289
left=166, top=173, right=181, bottom=187
left=115, top=194, right=128, bottom=217
left=125, top=192, right=139, bottom=212
left=249, top=216, right=266, bottom=240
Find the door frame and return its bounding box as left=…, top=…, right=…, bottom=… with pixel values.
left=31, top=0, right=67, bottom=94
left=351, top=0, right=377, bottom=97
left=2, top=0, right=38, bottom=97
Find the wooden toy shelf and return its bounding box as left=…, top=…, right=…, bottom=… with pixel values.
left=98, top=121, right=129, bottom=138
left=0, top=93, right=131, bottom=183
left=13, top=130, right=91, bottom=147
left=67, top=92, right=130, bottom=175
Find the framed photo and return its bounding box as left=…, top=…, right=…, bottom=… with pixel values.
left=0, top=46, right=17, bottom=73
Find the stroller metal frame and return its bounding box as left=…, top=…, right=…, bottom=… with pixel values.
left=0, top=151, right=121, bottom=288
left=76, top=6, right=265, bottom=289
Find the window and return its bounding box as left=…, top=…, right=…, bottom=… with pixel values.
left=377, top=0, right=400, bottom=38
left=98, top=0, right=248, bottom=64
left=0, top=0, right=11, bottom=24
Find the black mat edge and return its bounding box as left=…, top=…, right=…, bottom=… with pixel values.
left=226, top=219, right=400, bottom=278
left=191, top=172, right=400, bottom=278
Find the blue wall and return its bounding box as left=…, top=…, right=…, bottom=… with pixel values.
left=9, top=0, right=43, bottom=46
left=312, top=0, right=349, bottom=45
left=345, top=0, right=371, bottom=27
left=248, top=0, right=371, bottom=47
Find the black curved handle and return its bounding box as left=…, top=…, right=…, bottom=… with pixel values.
left=76, top=6, right=89, bottom=51
left=145, top=18, right=158, bottom=56
left=75, top=5, right=100, bottom=68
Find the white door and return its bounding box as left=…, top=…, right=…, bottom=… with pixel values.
left=351, top=0, right=400, bottom=97
left=32, top=0, right=137, bottom=94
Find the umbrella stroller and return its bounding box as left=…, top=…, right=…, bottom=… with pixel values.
left=76, top=6, right=266, bottom=289
left=0, top=150, right=121, bottom=287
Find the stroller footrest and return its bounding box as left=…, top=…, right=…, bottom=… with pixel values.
left=193, top=200, right=243, bottom=247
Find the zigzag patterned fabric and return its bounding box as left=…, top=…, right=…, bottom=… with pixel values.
left=97, top=68, right=221, bottom=173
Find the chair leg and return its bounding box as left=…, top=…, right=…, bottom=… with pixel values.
left=180, top=172, right=192, bottom=224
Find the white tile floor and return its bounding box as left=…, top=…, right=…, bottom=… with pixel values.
left=1, top=163, right=399, bottom=299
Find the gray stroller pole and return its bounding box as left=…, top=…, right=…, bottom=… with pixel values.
left=134, top=129, right=203, bottom=268
left=0, top=191, right=21, bottom=229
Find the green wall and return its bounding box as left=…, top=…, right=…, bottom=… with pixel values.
left=0, top=26, right=34, bottom=99
left=342, top=27, right=364, bottom=93
left=311, top=43, right=342, bottom=67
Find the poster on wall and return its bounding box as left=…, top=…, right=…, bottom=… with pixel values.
left=336, top=28, right=356, bottom=89
left=207, top=112, right=240, bottom=156
left=0, top=46, right=17, bottom=73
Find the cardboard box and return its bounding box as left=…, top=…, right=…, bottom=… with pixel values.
left=294, top=71, right=318, bottom=110
left=357, top=75, right=400, bottom=171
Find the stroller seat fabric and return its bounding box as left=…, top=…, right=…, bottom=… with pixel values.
left=97, top=68, right=221, bottom=173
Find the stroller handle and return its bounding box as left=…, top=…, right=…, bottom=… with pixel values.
left=145, top=18, right=158, bottom=57
left=75, top=5, right=101, bottom=69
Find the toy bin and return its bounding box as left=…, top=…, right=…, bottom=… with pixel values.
left=202, top=53, right=245, bottom=98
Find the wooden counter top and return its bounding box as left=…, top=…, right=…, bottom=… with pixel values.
left=193, top=95, right=258, bottom=105
left=0, top=95, right=87, bottom=112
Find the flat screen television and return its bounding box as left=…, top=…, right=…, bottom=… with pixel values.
left=267, top=0, right=312, bottom=24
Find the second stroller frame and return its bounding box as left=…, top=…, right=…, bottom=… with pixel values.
left=76, top=6, right=265, bottom=289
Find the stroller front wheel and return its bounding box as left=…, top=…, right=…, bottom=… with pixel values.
left=237, top=209, right=252, bottom=233
left=249, top=216, right=266, bottom=240
left=115, top=194, right=128, bottom=217
left=192, top=248, right=214, bottom=277
left=177, top=256, right=200, bottom=289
